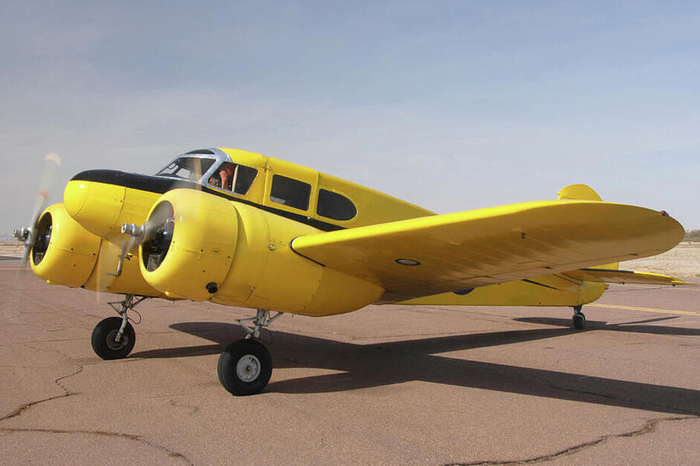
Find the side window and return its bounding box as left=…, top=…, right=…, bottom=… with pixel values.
left=208, top=163, right=258, bottom=195
left=317, top=189, right=357, bottom=221
left=270, top=175, right=311, bottom=210
left=234, top=165, right=257, bottom=195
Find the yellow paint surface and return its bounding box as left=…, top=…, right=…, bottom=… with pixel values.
left=294, top=200, right=684, bottom=302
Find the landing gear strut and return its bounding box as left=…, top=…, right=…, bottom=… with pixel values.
left=217, top=310, right=282, bottom=396
left=91, top=294, right=147, bottom=360
left=572, top=305, right=586, bottom=330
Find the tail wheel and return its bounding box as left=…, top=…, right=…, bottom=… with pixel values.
left=218, top=339, right=272, bottom=396
left=91, top=317, right=136, bottom=360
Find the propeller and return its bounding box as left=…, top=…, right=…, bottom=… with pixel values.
left=94, top=201, right=174, bottom=291
left=14, top=152, right=62, bottom=271
left=93, top=156, right=207, bottom=289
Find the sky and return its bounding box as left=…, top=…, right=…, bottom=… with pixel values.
left=1, top=0, right=699, bottom=236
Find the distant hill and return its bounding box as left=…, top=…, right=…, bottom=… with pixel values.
left=684, top=230, right=700, bottom=241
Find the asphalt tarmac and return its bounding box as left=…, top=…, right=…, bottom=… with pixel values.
left=1, top=259, right=699, bottom=465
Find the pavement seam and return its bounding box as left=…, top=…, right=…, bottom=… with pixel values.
left=446, top=416, right=698, bottom=466
left=0, top=427, right=194, bottom=465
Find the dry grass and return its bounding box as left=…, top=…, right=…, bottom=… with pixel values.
left=0, top=240, right=24, bottom=255
left=684, top=230, right=700, bottom=242
left=620, top=242, right=700, bottom=278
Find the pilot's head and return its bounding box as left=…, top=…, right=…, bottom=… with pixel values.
left=220, top=164, right=234, bottom=177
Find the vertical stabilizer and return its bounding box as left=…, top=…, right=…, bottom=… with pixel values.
left=557, top=184, right=617, bottom=270
left=557, top=184, right=603, bottom=201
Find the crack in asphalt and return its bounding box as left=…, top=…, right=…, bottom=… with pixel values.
left=0, top=427, right=194, bottom=465
left=0, top=364, right=83, bottom=422
left=0, top=354, right=194, bottom=465
left=0, top=394, right=70, bottom=422
left=447, top=416, right=698, bottom=466
left=167, top=399, right=200, bottom=416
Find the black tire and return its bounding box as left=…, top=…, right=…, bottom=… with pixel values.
left=91, top=317, right=136, bottom=360
left=218, top=339, right=272, bottom=396
left=573, top=313, right=586, bottom=330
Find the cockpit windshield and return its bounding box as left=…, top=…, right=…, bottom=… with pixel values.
left=156, top=157, right=215, bottom=181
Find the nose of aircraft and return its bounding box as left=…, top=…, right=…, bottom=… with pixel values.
left=63, top=171, right=126, bottom=238
left=63, top=179, right=88, bottom=218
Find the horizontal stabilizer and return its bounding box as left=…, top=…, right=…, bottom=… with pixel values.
left=563, top=268, right=693, bottom=286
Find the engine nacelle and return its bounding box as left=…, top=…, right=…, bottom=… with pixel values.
left=139, top=189, right=384, bottom=316
left=139, top=189, right=239, bottom=301
left=31, top=203, right=102, bottom=287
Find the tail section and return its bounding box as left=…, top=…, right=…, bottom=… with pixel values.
left=557, top=184, right=603, bottom=202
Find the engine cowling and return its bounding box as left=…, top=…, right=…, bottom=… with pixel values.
left=139, top=189, right=239, bottom=301
left=31, top=203, right=102, bottom=287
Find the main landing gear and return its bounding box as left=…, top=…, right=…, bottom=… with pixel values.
left=91, top=294, right=147, bottom=360
left=572, top=305, right=586, bottom=330
left=89, top=297, right=278, bottom=396
left=217, top=309, right=282, bottom=396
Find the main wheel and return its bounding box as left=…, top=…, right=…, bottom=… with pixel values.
left=91, top=317, right=136, bottom=360
left=218, top=339, right=272, bottom=396
left=573, top=313, right=586, bottom=330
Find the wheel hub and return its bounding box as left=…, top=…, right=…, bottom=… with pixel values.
left=106, top=329, right=129, bottom=351
left=236, top=354, right=261, bottom=382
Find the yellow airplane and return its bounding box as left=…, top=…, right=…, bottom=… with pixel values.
left=17, top=147, right=688, bottom=396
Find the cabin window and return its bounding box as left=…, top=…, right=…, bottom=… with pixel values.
left=234, top=165, right=257, bottom=195
left=317, top=189, right=357, bottom=221
left=207, top=163, right=258, bottom=195
left=270, top=175, right=311, bottom=210
left=157, top=157, right=215, bottom=181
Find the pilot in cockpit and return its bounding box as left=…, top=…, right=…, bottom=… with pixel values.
left=208, top=163, right=236, bottom=191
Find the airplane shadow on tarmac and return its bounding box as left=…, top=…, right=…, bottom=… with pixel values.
left=131, top=321, right=700, bottom=416
left=516, top=316, right=700, bottom=337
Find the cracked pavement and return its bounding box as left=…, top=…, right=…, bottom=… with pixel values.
left=1, top=259, right=699, bottom=464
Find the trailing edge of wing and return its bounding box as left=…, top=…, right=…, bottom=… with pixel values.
left=291, top=200, right=685, bottom=302
left=563, top=268, right=692, bottom=286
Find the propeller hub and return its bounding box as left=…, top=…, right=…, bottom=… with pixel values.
left=13, top=228, right=30, bottom=242
left=121, top=223, right=145, bottom=238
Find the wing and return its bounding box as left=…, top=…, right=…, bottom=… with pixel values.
left=291, top=200, right=684, bottom=302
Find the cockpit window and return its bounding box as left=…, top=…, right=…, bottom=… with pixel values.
left=156, top=157, right=215, bottom=181
left=208, top=162, right=258, bottom=195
